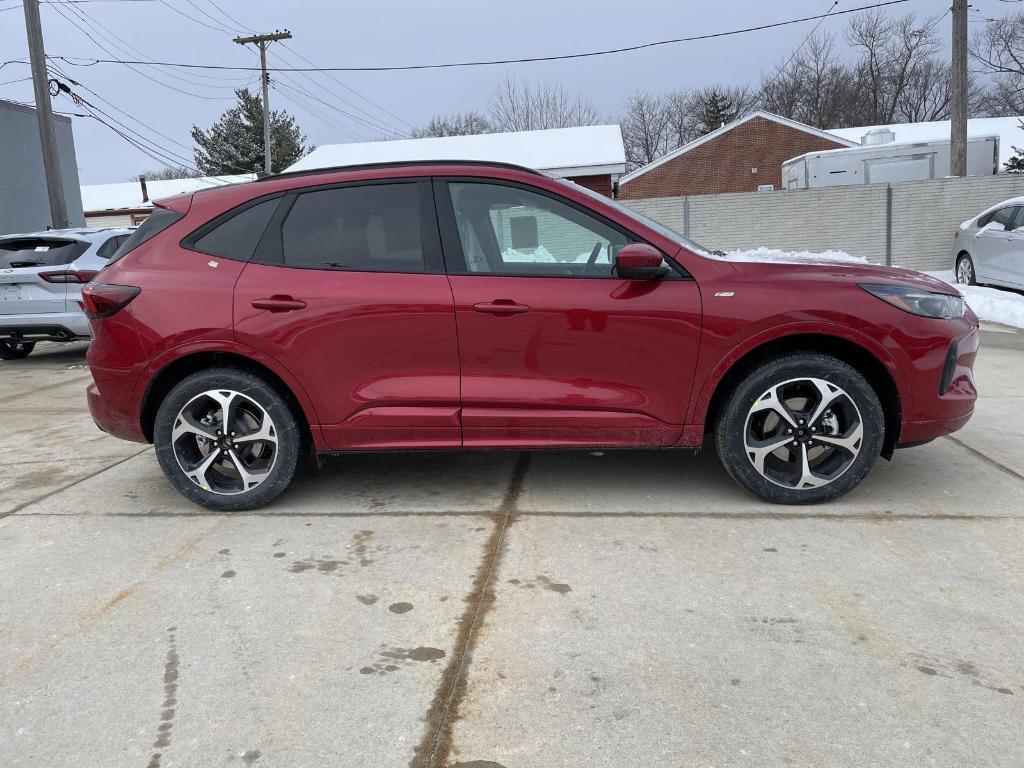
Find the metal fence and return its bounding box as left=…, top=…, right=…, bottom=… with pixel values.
left=622, top=173, right=1024, bottom=271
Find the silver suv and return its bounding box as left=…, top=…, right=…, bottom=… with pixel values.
left=0, top=227, right=133, bottom=359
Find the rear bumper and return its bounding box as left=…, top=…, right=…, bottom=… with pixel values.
left=87, top=380, right=147, bottom=443
left=0, top=311, right=91, bottom=341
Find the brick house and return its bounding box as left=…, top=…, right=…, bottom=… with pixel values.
left=617, top=111, right=856, bottom=199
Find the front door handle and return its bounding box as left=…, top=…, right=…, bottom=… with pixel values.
left=473, top=300, right=529, bottom=315
left=252, top=296, right=307, bottom=312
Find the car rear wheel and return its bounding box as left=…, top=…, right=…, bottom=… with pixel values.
left=0, top=341, right=35, bottom=360
left=956, top=253, right=976, bottom=286
left=715, top=353, right=884, bottom=504
left=154, top=368, right=303, bottom=510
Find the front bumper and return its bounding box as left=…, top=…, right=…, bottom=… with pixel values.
left=0, top=310, right=91, bottom=341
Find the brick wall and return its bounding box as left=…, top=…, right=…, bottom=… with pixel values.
left=618, top=116, right=849, bottom=199
left=622, top=173, right=1024, bottom=271
left=565, top=174, right=613, bottom=197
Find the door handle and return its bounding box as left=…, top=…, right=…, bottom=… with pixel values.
left=473, top=300, right=529, bottom=315
left=252, top=296, right=306, bottom=312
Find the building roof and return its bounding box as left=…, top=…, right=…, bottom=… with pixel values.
left=81, top=174, right=256, bottom=212
left=827, top=117, right=1024, bottom=168
left=618, top=111, right=857, bottom=185
left=283, top=125, right=627, bottom=178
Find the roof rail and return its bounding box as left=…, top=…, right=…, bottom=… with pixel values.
left=256, top=159, right=545, bottom=182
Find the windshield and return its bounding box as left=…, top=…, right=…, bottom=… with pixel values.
left=554, top=178, right=712, bottom=255
left=0, top=238, right=89, bottom=269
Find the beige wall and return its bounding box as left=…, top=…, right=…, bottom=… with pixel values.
left=623, top=173, right=1024, bottom=271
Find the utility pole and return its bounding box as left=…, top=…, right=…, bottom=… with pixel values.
left=23, top=0, right=69, bottom=229
left=950, top=0, right=968, bottom=177
left=232, top=29, right=292, bottom=175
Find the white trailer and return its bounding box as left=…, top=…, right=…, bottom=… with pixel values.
left=782, top=134, right=999, bottom=189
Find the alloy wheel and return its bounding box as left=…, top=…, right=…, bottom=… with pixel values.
left=743, top=377, right=864, bottom=490
left=171, top=389, right=278, bottom=495
left=956, top=258, right=973, bottom=285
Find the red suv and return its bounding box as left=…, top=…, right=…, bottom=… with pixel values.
left=83, top=161, right=979, bottom=510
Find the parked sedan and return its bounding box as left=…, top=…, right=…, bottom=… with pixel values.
left=83, top=161, right=978, bottom=509
left=0, top=227, right=134, bottom=359
left=953, top=197, right=1024, bottom=289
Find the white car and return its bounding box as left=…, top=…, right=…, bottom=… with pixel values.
left=0, top=226, right=134, bottom=360
left=953, top=198, right=1024, bottom=289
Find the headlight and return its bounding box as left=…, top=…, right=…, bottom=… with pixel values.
left=860, top=284, right=966, bottom=319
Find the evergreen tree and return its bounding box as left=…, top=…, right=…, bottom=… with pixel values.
left=1006, top=121, right=1024, bottom=172
left=695, top=87, right=738, bottom=135
left=191, top=88, right=309, bottom=175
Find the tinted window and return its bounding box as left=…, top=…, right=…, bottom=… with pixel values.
left=280, top=184, right=424, bottom=272
left=109, top=207, right=183, bottom=263
left=96, top=234, right=125, bottom=260
left=192, top=198, right=279, bottom=261
left=447, top=182, right=630, bottom=277
left=0, top=238, right=88, bottom=268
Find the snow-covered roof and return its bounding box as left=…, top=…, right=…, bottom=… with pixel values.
left=828, top=117, right=1024, bottom=169
left=619, top=111, right=857, bottom=184
left=283, top=125, right=627, bottom=178
left=81, top=174, right=256, bottom=212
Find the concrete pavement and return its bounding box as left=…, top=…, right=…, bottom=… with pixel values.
left=1, top=335, right=1022, bottom=767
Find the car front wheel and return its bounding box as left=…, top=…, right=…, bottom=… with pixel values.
left=715, top=353, right=884, bottom=504
left=956, top=253, right=977, bottom=285
left=154, top=368, right=303, bottom=510
left=0, top=341, right=35, bottom=360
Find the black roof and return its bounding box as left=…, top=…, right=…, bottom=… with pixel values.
left=256, top=159, right=545, bottom=182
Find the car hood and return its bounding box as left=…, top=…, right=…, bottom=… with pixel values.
left=724, top=259, right=959, bottom=295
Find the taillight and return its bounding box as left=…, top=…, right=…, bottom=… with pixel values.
left=81, top=283, right=141, bottom=319
left=40, top=269, right=100, bottom=284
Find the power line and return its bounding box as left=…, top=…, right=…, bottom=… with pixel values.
left=47, top=1, right=911, bottom=73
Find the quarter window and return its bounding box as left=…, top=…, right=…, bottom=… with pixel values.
left=447, top=182, right=630, bottom=277
left=280, top=183, right=425, bottom=272
left=192, top=198, right=280, bottom=261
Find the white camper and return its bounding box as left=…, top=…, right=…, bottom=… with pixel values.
left=782, top=132, right=999, bottom=189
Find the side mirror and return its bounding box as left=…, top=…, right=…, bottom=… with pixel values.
left=615, top=243, right=668, bottom=280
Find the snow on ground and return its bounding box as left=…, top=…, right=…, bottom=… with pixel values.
left=924, top=270, right=1024, bottom=330
left=718, top=247, right=867, bottom=265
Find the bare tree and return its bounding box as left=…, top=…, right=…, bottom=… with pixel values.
left=619, top=92, right=672, bottom=169
left=130, top=166, right=201, bottom=181
left=845, top=9, right=944, bottom=124
left=489, top=77, right=602, bottom=132
left=411, top=111, right=493, bottom=138
left=760, top=34, right=860, bottom=128
left=971, top=11, right=1024, bottom=115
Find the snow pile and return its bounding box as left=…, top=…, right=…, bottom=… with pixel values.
left=718, top=247, right=868, bottom=265
left=924, top=271, right=1024, bottom=329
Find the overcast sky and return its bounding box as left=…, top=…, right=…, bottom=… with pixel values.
left=0, top=0, right=992, bottom=184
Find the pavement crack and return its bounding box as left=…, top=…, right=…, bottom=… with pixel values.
left=0, top=447, right=152, bottom=519
left=410, top=453, right=530, bottom=768
left=944, top=435, right=1024, bottom=483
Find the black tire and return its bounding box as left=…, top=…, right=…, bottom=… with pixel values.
left=154, top=367, right=303, bottom=511
left=0, top=341, right=35, bottom=360
left=956, top=252, right=977, bottom=286
left=715, top=353, right=884, bottom=505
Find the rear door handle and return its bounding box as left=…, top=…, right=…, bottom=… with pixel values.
left=473, top=300, right=529, bottom=315
left=252, top=296, right=306, bottom=312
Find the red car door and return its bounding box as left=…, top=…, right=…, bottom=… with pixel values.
left=435, top=179, right=701, bottom=448
left=233, top=180, right=461, bottom=450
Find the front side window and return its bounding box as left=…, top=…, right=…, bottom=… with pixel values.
left=280, top=183, right=425, bottom=272
left=987, top=207, right=1019, bottom=231
left=447, top=182, right=630, bottom=277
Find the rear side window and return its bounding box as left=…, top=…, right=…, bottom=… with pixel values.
left=109, top=207, right=183, bottom=263
left=190, top=198, right=280, bottom=261
left=280, top=183, right=425, bottom=272
left=96, top=234, right=129, bottom=260
left=0, top=238, right=89, bottom=268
